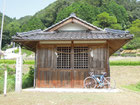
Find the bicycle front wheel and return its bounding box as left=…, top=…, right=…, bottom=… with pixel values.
left=104, top=77, right=116, bottom=89
left=84, top=77, right=97, bottom=88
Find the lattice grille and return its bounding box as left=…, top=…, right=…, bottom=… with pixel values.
left=74, top=47, right=88, bottom=69
left=57, top=47, right=71, bottom=69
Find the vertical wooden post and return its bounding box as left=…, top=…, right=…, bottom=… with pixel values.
left=106, top=41, right=110, bottom=76
left=53, top=46, right=57, bottom=87
left=71, top=41, right=74, bottom=88
left=34, top=51, right=37, bottom=88
left=36, top=43, right=40, bottom=87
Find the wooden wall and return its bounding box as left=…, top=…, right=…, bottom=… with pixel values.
left=36, top=44, right=109, bottom=88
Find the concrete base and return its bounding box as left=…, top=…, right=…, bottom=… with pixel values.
left=23, top=88, right=121, bottom=93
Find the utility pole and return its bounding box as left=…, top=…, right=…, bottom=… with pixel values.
left=0, top=0, right=6, bottom=50
left=0, top=0, right=7, bottom=96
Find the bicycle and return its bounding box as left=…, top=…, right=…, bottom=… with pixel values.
left=84, top=72, right=116, bottom=89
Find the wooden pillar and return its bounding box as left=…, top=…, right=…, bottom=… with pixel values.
left=106, top=41, right=110, bottom=76
left=33, top=51, right=37, bottom=88
left=53, top=46, right=57, bottom=87
left=36, top=43, right=40, bottom=87
left=71, top=41, right=74, bottom=88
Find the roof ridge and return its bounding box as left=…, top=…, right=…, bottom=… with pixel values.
left=104, top=28, right=130, bottom=34
left=43, top=13, right=103, bottom=32
left=17, top=29, right=42, bottom=36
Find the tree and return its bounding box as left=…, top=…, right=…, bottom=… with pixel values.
left=100, top=1, right=129, bottom=29
left=55, top=1, right=100, bottom=23
left=114, top=0, right=140, bottom=22
left=124, top=19, right=140, bottom=49
left=21, top=17, right=45, bottom=32
left=6, top=21, right=21, bottom=36
left=93, top=12, right=122, bottom=29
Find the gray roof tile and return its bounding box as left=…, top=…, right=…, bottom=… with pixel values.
left=13, top=30, right=133, bottom=41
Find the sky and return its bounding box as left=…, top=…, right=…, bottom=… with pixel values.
left=0, top=0, right=56, bottom=19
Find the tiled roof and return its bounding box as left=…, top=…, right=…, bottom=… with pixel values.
left=13, top=28, right=133, bottom=41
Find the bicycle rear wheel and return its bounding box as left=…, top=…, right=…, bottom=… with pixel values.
left=84, top=77, right=97, bottom=88
left=103, top=77, right=116, bottom=89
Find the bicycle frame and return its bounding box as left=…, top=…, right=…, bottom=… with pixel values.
left=91, top=74, right=106, bottom=88
left=84, top=72, right=115, bottom=89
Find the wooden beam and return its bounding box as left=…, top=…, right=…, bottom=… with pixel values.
left=73, top=18, right=97, bottom=31
left=47, top=17, right=100, bottom=32
left=48, top=18, right=73, bottom=32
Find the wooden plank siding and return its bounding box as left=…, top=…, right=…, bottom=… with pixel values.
left=36, top=44, right=109, bottom=88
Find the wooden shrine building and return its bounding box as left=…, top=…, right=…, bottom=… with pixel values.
left=13, top=13, right=133, bottom=88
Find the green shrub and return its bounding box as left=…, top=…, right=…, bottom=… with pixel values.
left=0, top=64, right=34, bottom=94
left=22, top=66, right=34, bottom=88
left=0, top=64, right=16, bottom=94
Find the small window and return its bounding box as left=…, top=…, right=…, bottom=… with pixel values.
left=57, top=47, right=71, bottom=69
left=74, top=47, right=88, bottom=69
left=56, top=46, right=88, bottom=69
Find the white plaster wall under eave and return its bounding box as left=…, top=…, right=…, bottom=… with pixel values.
left=58, top=23, right=88, bottom=31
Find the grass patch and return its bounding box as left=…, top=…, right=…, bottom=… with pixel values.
left=110, top=61, right=140, bottom=66
left=0, top=60, right=34, bottom=65
left=123, top=82, right=140, bottom=92
left=0, top=60, right=16, bottom=64
left=14, top=49, right=33, bottom=56
left=1, top=60, right=140, bottom=66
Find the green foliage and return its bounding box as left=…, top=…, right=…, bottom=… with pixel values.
left=0, top=13, right=13, bottom=27
left=6, top=21, right=21, bottom=36
left=93, top=12, right=122, bottom=29
left=21, top=17, right=45, bottom=31
left=0, top=64, right=16, bottom=94
left=0, top=64, right=34, bottom=94
left=22, top=66, right=34, bottom=88
left=34, top=0, right=75, bottom=27
left=115, top=0, right=140, bottom=22
left=129, top=19, right=140, bottom=36
left=0, top=13, right=13, bottom=48
left=0, top=60, right=35, bottom=65
left=24, top=60, right=35, bottom=65
left=100, top=1, right=129, bottom=29
left=124, top=19, right=140, bottom=49
left=83, top=0, right=111, bottom=7
left=55, top=1, right=100, bottom=23
left=17, top=16, right=32, bottom=25
left=14, top=48, right=33, bottom=56
left=0, top=60, right=16, bottom=64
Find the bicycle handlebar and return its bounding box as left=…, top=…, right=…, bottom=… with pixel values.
left=89, top=72, right=107, bottom=76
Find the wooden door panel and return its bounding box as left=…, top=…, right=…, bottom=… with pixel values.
left=37, top=69, right=89, bottom=88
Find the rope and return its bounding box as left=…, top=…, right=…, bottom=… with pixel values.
left=55, top=49, right=91, bottom=54
left=55, top=47, right=104, bottom=54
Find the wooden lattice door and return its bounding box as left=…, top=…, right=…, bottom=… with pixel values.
left=37, top=46, right=89, bottom=88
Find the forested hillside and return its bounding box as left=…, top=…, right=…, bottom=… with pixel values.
left=0, top=0, right=140, bottom=49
